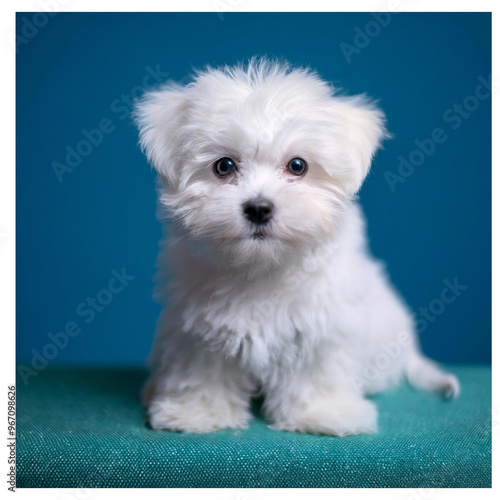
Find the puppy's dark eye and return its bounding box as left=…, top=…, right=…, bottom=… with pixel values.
left=287, top=158, right=308, bottom=176
left=214, top=157, right=237, bottom=177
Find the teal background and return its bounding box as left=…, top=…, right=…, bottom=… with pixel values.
left=16, top=12, right=491, bottom=367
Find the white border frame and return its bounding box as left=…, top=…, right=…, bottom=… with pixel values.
left=1, top=1, right=496, bottom=499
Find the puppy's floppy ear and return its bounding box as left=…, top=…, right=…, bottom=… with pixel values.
left=134, top=84, right=189, bottom=186
left=331, top=95, right=389, bottom=195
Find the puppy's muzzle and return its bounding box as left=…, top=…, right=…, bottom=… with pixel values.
left=243, top=198, right=274, bottom=225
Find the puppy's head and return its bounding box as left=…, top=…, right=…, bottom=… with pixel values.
left=135, top=59, right=388, bottom=268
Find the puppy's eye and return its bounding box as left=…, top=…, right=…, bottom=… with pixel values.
left=214, top=157, right=237, bottom=177
left=287, top=158, right=308, bottom=176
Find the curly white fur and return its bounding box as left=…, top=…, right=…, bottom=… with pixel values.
left=135, top=58, right=459, bottom=436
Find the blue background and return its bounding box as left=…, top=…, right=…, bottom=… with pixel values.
left=16, top=12, right=491, bottom=367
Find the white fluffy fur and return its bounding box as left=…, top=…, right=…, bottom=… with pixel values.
left=135, top=58, right=459, bottom=436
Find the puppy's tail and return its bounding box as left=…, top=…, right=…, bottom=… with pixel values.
left=405, top=350, right=460, bottom=399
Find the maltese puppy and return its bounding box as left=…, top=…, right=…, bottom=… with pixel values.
left=135, top=58, right=459, bottom=436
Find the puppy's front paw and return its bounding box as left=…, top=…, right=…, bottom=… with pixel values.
left=271, top=397, right=378, bottom=437
left=148, top=392, right=251, bottom=433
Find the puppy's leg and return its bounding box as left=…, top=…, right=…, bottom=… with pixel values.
left=146, top=343, right=254, bottom=433
left=264, top=383, right=377, bottom=437
left=262, top=353, right=378, bottom=437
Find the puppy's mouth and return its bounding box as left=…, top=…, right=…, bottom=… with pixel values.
left=252, top=228, right=268, bottom=240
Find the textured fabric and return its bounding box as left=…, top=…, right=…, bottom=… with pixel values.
left=17, top=366, right=491, bottom=488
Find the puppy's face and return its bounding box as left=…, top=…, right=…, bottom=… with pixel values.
left=136, top=61, right=387, bottom=268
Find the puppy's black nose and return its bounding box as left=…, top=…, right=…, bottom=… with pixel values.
left=243, top=198, right=274, bottom=225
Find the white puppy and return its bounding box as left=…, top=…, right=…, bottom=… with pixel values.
left=135, top=58, right=459, bottom=436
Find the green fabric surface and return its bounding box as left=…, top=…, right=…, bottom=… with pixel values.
left=17, top=366, right=491, bottom=488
